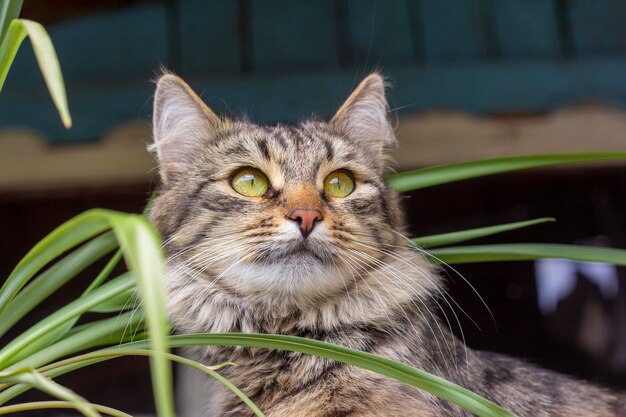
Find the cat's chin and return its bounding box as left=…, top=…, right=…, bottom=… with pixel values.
left=219, top=251, right=346, bottom=304
left=269, top=243, right=327, bottom=264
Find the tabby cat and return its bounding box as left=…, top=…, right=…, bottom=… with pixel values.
left=149, top=73, right=625, bottom=416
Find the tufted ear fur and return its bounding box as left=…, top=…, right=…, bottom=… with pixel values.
left=150, top=73, right=221, bottom=184
left=331, top=73, right=396, bottom=166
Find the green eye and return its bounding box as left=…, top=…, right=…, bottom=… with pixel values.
left=231, top=168, right=270, bottom=197
left=324, top=170, right=354, bottom=198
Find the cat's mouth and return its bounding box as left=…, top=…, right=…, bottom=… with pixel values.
left=259, top=241, right=327, bottom=264
left=285, top=245, right=324, bottom=261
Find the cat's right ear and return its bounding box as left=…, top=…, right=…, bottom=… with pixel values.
left=330, top=73, right=396, bottom=172
left=151, top=73, right=220, bottom=184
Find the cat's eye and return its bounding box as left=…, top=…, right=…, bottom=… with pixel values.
left=324, top=170, right=354, bottom=198
left=231, top=168, right=270, bottom=197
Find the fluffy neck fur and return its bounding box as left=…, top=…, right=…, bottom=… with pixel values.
left=165, top=244, right=441, bottom=337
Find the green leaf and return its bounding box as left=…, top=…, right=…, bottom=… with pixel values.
left=21, top=309, right=143, bottom=372
left=427, top=244, right=626, bottom=265
left=0, top=312, right=144, bottom=404
left=0, top=18, right=71, bottom=127
left=0, top=275, right=134, bottom=368
left=88, top=287, right=137, bottom=313
left=102, top=212, right=173, bottom=417
left=0, top=369, right=99, bottom=417
left=0, top=401, right=131, bottom=417
left=124, top=334, right=514, bottom=417
left=86, top=249, right=123, bottom=293
left=5, top=335, right=514, bottom=417
left=0, top=209, right=173, bottom=417
left=0, top=0, right=22, bottom=41
left=0, top=210, right=110, bottom=315
left=0, top=232, right=117, bottom=338
left=0, top=18, right=27, bottom=93
left=412, top=218, right=555, bottom=249
left=387, top=153, right=626, bottom=192
left=5, top=273, right=139, bottom=368
left=46, top=247, right=126, bottom=347
left=35, top=349, right=266, bottom=417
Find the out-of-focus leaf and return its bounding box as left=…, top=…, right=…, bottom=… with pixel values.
left=0, top=369, right=99, bottom=417
left=0, top=19, right=71, bottom=127
left=0, top=233, right=117, bottom=338
left=427, top=244, right=626, bottom=265
left=412, top=218, right=555, bottom=249
left=0, top=0, right=23, bottom=41
left=387, top=153, right=626, bottom=192
left=0, top=401, right=131, bottom=417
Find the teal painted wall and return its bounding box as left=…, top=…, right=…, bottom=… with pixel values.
left=1, top=0, right=626, bottom=142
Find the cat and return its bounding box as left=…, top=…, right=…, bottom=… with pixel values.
left=148, top=72, right=625, bottom=417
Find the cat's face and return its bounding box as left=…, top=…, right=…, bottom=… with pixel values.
left=150, top=74, right=404, bottom=310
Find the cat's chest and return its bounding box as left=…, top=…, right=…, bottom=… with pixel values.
left=212, top=346, right=338, bottom=392
left=205, top=343, right=456, bottom=417
left=206, top=347, right=340, bottom=414
left=209, top=350, right=446, bottom=417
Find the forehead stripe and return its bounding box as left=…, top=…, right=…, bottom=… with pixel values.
left=258, top=138, right=270, bottom=159
left=272, top=129, right=288, bottom=149
left=323, top=139, right=334, bottom=160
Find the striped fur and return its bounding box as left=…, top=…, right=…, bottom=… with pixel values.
left=149, top=73, right=625, bottom=416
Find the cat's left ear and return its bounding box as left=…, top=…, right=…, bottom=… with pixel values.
left=331, top=73, right=396, bottom=165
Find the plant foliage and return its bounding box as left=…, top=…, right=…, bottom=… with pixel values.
left=0, top=0, right=70, bottom=127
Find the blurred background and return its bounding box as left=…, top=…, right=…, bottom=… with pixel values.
left=0, top=0, right=625, bottom=415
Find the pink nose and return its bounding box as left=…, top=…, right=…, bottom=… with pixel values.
left=288, top=209, right=323, bottom=238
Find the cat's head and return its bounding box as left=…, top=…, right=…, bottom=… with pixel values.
left=149, top=73, right=431, bottom=321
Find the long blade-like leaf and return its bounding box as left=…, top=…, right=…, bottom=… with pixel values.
left=0, top=312, right=144, bottom=403
left=0, top=369, right=99, bottom=417
left=4, top=275, right=138, bottom=368
left=0, top=275, right=134, bottom=368
left=0, top=19, right=71, bottom=127
left=0, top=401, right=133, bottom=417
left=3, top=335, right=514, bottom=417
left=0, top=209, right=173, bottom=417
left=0, top=233, right=117, bottom=338
left=0, top=0, right=22, bottom=41
left=13, top=309, right=142, bottom=373
left=412, top=218, right=555, bottom=249
left=0, top=17, right=26, bottom=93
left=86, top=249, right=123, bottom=293
left=0, top=401, right=131, bottom=417
left=102, top=212, right=172, bottom=417
left=0, top=210, right=109, bottom=315
left=427, top=244, right=626, bottom=265
left=387, top=153, right=626, bottom=192
left=37, top=349, right=266, bottom=417
left=89, top=287, right=137, bottom=313
left=125, top=335, right=514, bottom=417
